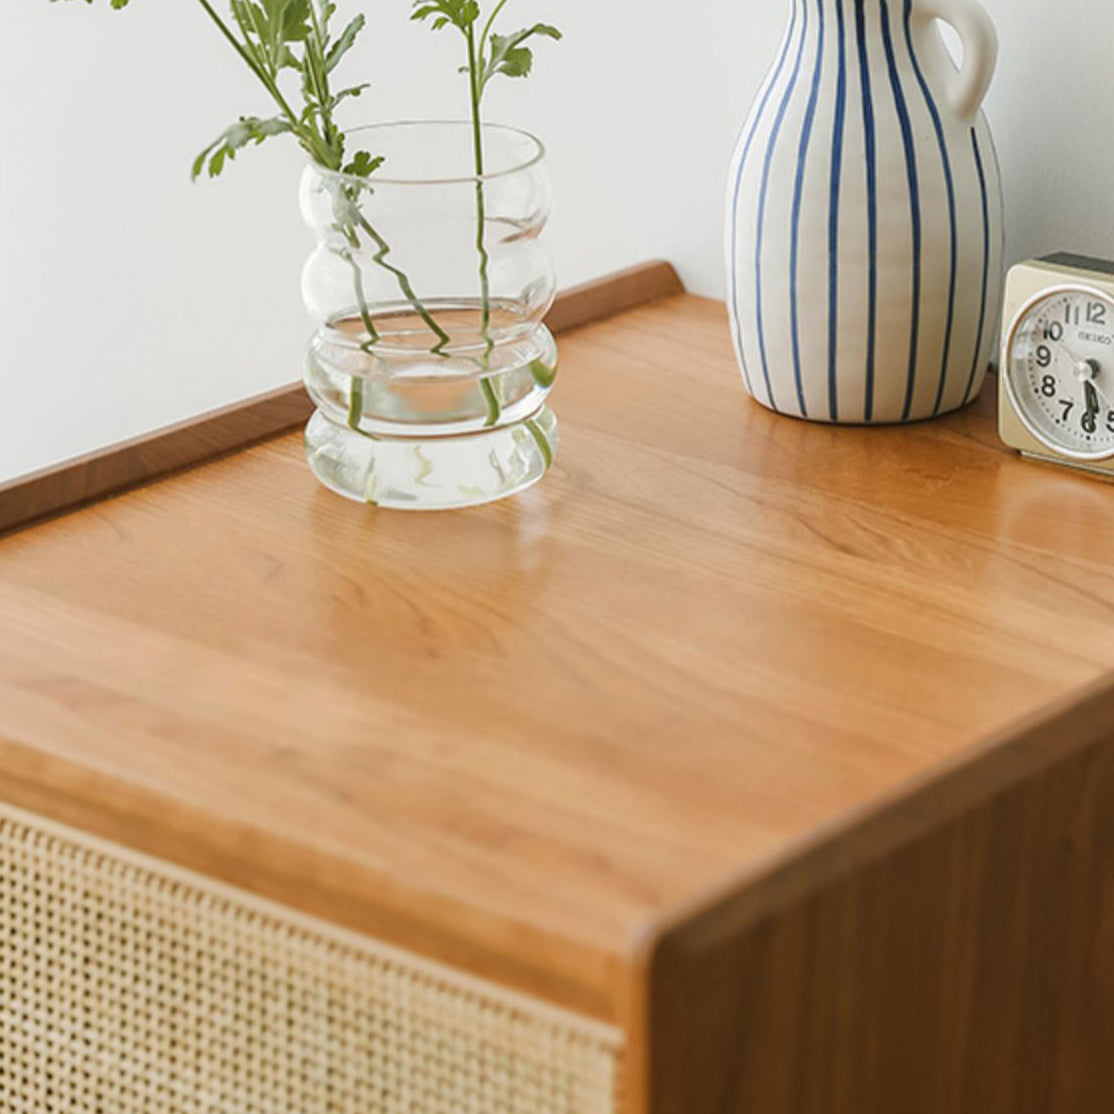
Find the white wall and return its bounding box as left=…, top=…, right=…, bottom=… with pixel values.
left=0, top=0, right=1108, bottom=479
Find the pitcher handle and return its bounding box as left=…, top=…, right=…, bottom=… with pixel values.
left=912, top=0, right=998, bottom=126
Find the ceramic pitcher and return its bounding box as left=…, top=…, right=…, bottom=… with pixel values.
left=726, top=0, right=1004, bottom=424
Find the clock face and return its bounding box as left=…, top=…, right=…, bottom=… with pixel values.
left=1005, top=286, right=1114, bottom=461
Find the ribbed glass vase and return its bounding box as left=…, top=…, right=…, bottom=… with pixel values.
left=300, top=121, right=558, bottom=510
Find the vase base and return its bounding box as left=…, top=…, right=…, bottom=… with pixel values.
left=743, top=379, right=988, bottom=426
left=304, top=406, right=558, bottom=511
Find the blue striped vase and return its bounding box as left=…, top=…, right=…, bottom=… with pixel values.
left=727, top=0, right=1004, bottom=424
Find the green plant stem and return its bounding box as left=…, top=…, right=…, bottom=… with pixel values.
left=196, top=0, right=446, bottom=344
left=340, top=247, right=379, bottom=347
left=195, top=0, right=327, bottom=161
left=524, top=417, right=553, bottom=469
left=303, top=2, right=342, bottom=160
left=197, top=0, right=451, bottom=434
left=195, top=0, right=267, bottom=85
left=478, top=0, right=510, bottom=56
left=344, top=243, right=376, bottom=425
left=347, top=374, right=365, bottom=428
left=466, top=20, right=499, bottom=428
left=466, top=22, right=496, bottom=366
left=352, top=210, right=451, bottom=355
left=480, top=380, right=501, bottom=426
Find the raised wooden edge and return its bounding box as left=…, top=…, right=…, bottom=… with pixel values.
left=0, top=261, right=684, bottom=537
left=0, top=384, right=315, bottom=541
left=623, top=670, right=1114, bottom=1114
left=544, top=259, right=684, bottom=335
left=0, top=734, right=621, bottom=1021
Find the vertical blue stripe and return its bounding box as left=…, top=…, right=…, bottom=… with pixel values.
left=854, top=0, right=878, bottom=422
left=903, top=1, right=958, bottom=417
left=963, top=127, right=991, bottom=405
left=756, top=1, right=810, bottom=411
left=729, top=7, right=800, bottom=397
left=880, top=0, right=922, bottom=422
left=789, top=0, right=826, bottom=418
left=827, top=0, right=847, bottom=423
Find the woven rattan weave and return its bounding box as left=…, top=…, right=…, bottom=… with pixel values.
left=0, top=804, right=622, bottom=1114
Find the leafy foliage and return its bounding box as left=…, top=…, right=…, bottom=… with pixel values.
left=53, top=0, right=376, bottom=180
left=410, top=0, right=561, bottom=375
left=51, top=0, right=459, bottom=358
left=410, top=0, right=561, bottom=97
left=343, top=150, right=385, bottom=178
left=191, top=115, right=292, bottom=180
left=229, top=0, right=312, bottom=75
left=214, top=0, right=369, bottom=173
left=410, top=1, right=480, bottom=33
left=326, top=13, right=365, bottom=72
left=480, top=23, right=560, bottom=91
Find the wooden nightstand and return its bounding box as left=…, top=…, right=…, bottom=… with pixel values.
left=1, top=264, right=1112, bottom=1114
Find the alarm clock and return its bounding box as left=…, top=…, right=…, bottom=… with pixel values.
left=1000, top=253, right=1114, bottom=476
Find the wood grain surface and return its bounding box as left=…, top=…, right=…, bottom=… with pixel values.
left=0, top=261, right=682, bottom=537
left=0, top=292, right=1113, bottom=1040
left=633, top=675, right=1114, bottom=1114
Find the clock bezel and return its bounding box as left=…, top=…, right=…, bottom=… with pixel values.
left=1002, top=282, right=1114, bottom=463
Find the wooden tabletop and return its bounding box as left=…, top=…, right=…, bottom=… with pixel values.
left=2, top=290, right=1113, bottom=1027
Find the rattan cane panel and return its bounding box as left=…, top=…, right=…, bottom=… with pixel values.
left=0, top=804, right=623, bottom=1114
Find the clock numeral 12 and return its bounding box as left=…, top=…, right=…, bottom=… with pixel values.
left=1065, top=300, right=1109, bottom=326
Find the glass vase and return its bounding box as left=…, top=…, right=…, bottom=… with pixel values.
left=300, top=121, right=558, bottom=510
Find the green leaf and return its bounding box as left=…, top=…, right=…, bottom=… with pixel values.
left=482, top=22, right=561, bottom=89
left=228, top=0, right=312, bottom=76
left=343, top=150, right=385, bottom=178
left=191, top=115, right=293, bottom=181
left=263, top=0, right=311, bottom=43
left=410, top=0, right=479, bottom=32
left=331, top=82, right=371, bottom=109
left=488, top=35, right=533, bottom=79
left=326, top=14, right=365, bottom=72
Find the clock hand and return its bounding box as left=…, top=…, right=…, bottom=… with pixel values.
left=1045, top=338, right=1114, bottom=409
left=1083, top=380, right=1101, bottom=433
left=1087, top=373, right=1114, bottom=413
left=1046, top=335, right=1092, bottom=369
left=1075, top=358, right=1114, bottom=412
